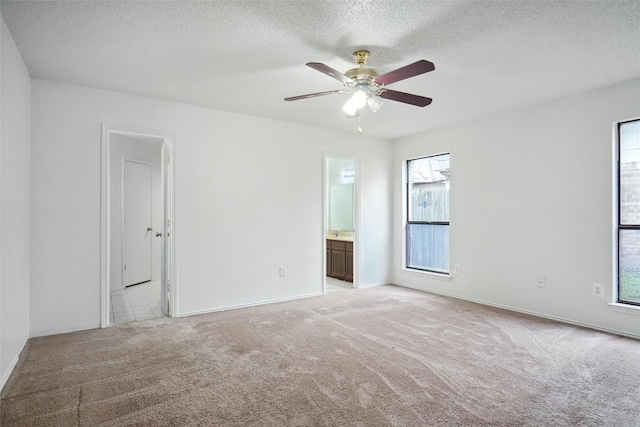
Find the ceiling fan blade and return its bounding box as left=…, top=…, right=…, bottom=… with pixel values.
left=307, top=62, right=353, bottom=84
left=284, top=90, right=344, bottom=102
left=375, top=60, right=435, bottom=86
left=379, top=89, right=432, bottom=107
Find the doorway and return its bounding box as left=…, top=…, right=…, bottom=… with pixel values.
left=100, top=125, right=175, bottom=327
left=324, top=154, right=359, bottom=293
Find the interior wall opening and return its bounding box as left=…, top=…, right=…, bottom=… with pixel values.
left=101, top=126, right=175, bottom=326
left=325, top=155, right=359, bottom=293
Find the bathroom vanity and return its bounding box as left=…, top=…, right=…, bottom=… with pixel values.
left=326, top=238, right=353, bottom=282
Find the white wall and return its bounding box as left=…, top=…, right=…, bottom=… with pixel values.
left=0, top=15, right=31, bottom=389
left=30, top=79, right=393, bottom=336
left=393, top=78, right=640, bottom=338
left=109, top=134, right=163, bottom=289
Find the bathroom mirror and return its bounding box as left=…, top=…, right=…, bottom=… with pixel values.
left=327, top=157, right=355, bottom=231
left=329, top=183, right=354, bottom=231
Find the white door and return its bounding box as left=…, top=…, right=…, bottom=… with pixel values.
left=123, top=160, right=153, bottom=287
left=161, top=143, right=172, bottom=316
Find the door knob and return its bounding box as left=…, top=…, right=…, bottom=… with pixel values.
left=155, top=232, right=162, bottom=237
left=147, top=227, right=153, bottom=231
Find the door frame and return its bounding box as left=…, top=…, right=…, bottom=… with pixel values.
left=100, top=124, right=177, bottom=327
left=323, top=153, right=361, bottom=292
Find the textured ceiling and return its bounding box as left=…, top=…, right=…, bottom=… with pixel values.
left=2, top=1, right=639, bottom=139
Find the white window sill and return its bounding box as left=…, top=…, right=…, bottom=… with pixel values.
left=608, top=302, right=640, bottom=316
left=401, top=268, right=452, bottom=282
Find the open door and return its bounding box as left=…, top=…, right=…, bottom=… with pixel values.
left=160, top=140, right=172, bottom=316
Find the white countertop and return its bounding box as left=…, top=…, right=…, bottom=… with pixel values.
left=326, top=236, right=353, bottom=242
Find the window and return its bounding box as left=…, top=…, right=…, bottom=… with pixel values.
left=406, top=154, right=450, bottom=274
left=618, top=118, right=640, bottom=306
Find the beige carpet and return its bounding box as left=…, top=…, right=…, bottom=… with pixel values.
left=2, top=285, right=639, bottom=426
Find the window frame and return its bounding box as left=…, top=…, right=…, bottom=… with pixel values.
left=405, top=153, right=450, bottom=275
left=616, top=118, right=640, bottom=307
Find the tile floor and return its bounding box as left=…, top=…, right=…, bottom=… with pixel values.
left=110, top=279, right=165, bottom=324
left=326, top=276, right=354, bottom=292
left=111, top=278, right=351, bottom=324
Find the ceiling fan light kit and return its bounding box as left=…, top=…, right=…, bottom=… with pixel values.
left=285, top=50, right=435, bottom=133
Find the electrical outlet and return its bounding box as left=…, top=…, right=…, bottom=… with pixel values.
left=592, top=283, right=604, bottom=298
left=537, top=277, right=546, bottom=288
left=279, top=266, right=287, bottom=277
left=453, top=264, right=461, bottom=274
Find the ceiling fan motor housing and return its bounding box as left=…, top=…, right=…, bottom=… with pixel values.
left=345, top=66, right=380, bottom=81
left=344, top=50, right=381, bottom=90
left=344, top=67, right=382, bottom=97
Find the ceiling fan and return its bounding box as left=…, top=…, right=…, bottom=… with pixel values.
left=285, top=50, right=435, bottom=132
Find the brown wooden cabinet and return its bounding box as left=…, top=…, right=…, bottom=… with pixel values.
left=327, top=239, right=353, bottom=282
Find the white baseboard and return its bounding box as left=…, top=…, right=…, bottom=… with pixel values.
left=359, top=281, right=391, bottom=289
left=177, top=291, right=324, bottom=318
left=1, top=354, right=20, bottom=393
left=393, top=281, right=640, bottom=340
